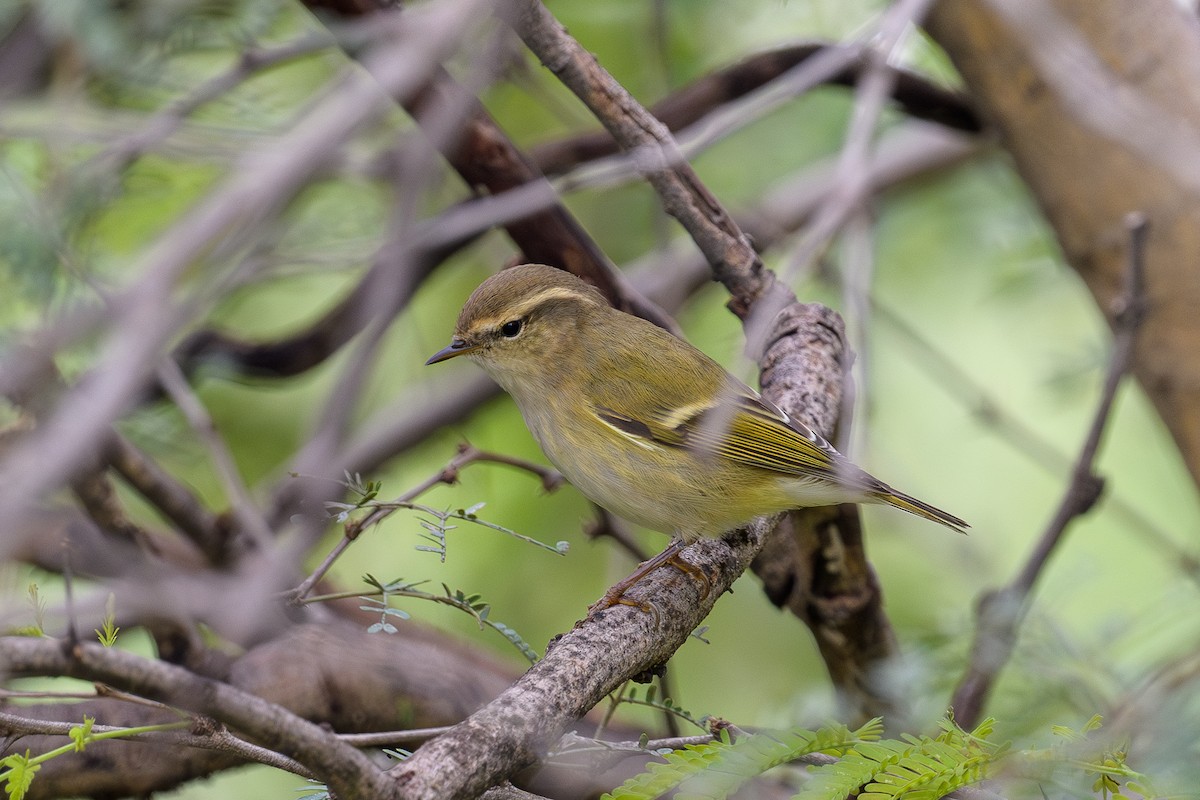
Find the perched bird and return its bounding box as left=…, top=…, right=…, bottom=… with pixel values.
left=427, top=264, right=966, bottom=605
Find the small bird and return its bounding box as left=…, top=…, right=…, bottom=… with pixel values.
left=428, top=264, right=966, bottom=605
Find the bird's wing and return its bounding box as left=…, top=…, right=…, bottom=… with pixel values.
left=595, top=383, right=877, bottom=489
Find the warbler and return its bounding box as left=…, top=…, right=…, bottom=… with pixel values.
left=427, top=264, right=966, bottom=601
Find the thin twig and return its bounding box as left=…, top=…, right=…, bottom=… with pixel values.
left=951, top=213, right=1150, bottom=728
left=337, top=725, right=456, bottom=747
left=289, top=443, right=561, bottom=601
left=96, top=29, right=342, bottom=169
left=105, top=434, right=228, bottom=562
left=583, top=507, right=649, bottom=563
left=0, top=710, right=315, bottom=779
left=93, top=683, right=187, bottom=712
left=869, top=296, right=1200, bottom=581
left=780, top=0, right=934, bottom=284
left=62, top=540, right=79, bottom=648
left=156, top=359, right=275, bottom=552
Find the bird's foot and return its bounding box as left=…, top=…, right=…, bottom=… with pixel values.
left=587, top=539, right=708, bottom=617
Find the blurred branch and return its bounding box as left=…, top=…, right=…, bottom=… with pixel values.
left=0, top=711, right=315, bottom=779
left=0, top=636, right=392, bottom=799
left=530, top=41, right=980, bottom=176
left=68, top=469, right=153, bottom=547
left=156, top=360, right=274, bottom=551
left=302, top=0, right=678, bottom=333
left=104, top=435, right=228, bottom=563
left=926, top=0, right=1200, bottom=491
left=0, top=0, right=487, bottom=548
left=95, top=29, right=346, bottom=171
left=0, top=358, right=226, bottom=565
left=780, top=0, right=934, bottom=284
left=951, top=214, right=1149, bottom=728
left=0, top=10, right=51, bottom=100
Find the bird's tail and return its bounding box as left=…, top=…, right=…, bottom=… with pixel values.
left=874, top=488, right=969, bottom=534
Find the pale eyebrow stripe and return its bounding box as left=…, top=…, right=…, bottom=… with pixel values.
left=474, top=286, right=599, bottom=328
left=509, top=286, right=594, bottom=317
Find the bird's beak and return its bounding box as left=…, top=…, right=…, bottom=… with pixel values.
left=426, top=339, right=479, bottom=365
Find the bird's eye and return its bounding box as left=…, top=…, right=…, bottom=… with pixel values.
left=500, top=319, right=523, bottom=338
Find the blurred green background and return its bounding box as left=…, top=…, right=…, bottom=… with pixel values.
left=2, top=0, right=1198, bottom=796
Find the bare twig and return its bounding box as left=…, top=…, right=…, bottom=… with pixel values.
left=872, top=295, right=1200, bottom=581
left=105, top=434, right=228, bottom=563
left=583, top=507, right=650, bottom=563
left=156, top=359, right=275, bottom=551
left=951, top=214, right=1150, bottom=728
left=337, top=725, right=456, bottom=747
left=531, top=41, right=980, bottom=176
left=780, top=0, right=934, bottom=284
left=96, top=29, right=343, bottom=169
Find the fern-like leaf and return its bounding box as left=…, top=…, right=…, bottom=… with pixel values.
left=798, top=716, right=1002, bottom=800
left=604, top=721, right=874, bottom=800
left=602, top=732, right=732, bottom=800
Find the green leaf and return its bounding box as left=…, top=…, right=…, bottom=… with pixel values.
left=603, top=723, right=867, bottom=800
left=2, top=752, right=39, bottom=800
left=68, top=718, right=95, bottom=753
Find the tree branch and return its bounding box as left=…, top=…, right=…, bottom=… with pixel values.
left=383, top=522, right=771, bottom=799
left=951, top=214, right=1149, bottom=728
left=0, top=637, right=393, bottom=799
left=529, top=42, right=980, bottom=176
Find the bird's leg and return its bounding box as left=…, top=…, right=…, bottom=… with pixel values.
left=589, top=538, right=709, bottom=613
